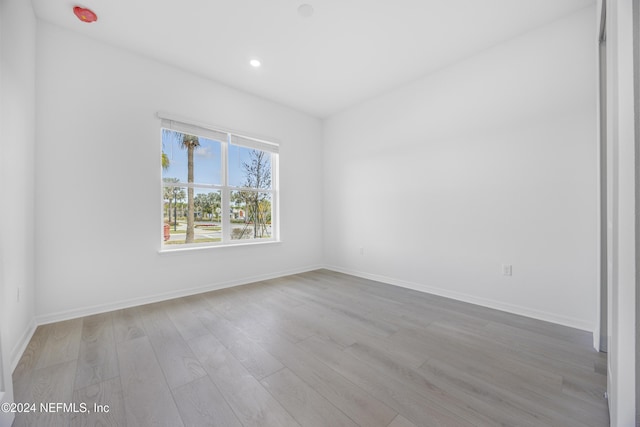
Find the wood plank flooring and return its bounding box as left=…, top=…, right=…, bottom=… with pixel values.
left=12, top=269, right=608, bottom=426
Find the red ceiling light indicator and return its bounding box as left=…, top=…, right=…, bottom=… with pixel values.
left=73, top=6, right=98, bottom=23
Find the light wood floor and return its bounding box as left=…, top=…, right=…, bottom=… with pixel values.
left=12, top=269, right=608, bottom=427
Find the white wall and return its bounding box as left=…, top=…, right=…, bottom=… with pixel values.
left=324, top=7, right=599, bottom=331
left=0, top=0, right=37, bottom=373
left=35, top=22, right=324, bottom=321
left=604, top=0, right=636, bottom=424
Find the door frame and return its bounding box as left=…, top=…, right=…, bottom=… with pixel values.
left=599, top=0, right=609, bottom=353
left=633, top=0, right=640, bottom=422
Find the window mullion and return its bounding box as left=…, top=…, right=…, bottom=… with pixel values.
left=162, top=182, right=223, bottom=190
left=221, top=135, right=231, bottom=243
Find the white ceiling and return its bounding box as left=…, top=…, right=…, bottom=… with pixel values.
left=31, top=0, right=594, bottom=118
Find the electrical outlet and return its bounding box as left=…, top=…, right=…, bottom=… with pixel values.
left=16, top=287, right=20, bottom=302
left=502, top=264, right=512, bottom=276
left=359, top=247, right=364, bottom=255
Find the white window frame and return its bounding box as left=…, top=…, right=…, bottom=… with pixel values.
left=159, top=113, right=279, bottom=251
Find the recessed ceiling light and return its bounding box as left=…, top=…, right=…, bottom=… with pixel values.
left=297, top=4, right=314, bottom=18
left=250, top=59, right=261, bottom=68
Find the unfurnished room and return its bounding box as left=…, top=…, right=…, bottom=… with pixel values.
left=0, top=0, right=638, bottom=426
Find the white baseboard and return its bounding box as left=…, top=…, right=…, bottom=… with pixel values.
left=324, top=265, right=595, bottom=333
left=10, top=318, right=36, bottom=372
left=35, top=264, right=323, bottom=326
left=593, top=327, right=600, bottom=351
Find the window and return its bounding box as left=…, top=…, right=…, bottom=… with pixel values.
left=160, top=116, right=279, bottom=249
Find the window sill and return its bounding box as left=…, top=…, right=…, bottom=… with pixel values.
left=158, top=239, right=281, bottom=255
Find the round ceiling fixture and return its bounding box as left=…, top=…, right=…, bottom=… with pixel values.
left=249, top=59, right=261, bottom=68
left=297, top=4, right=314, bottom=18
left=73, top=6, right=98, bottom=23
